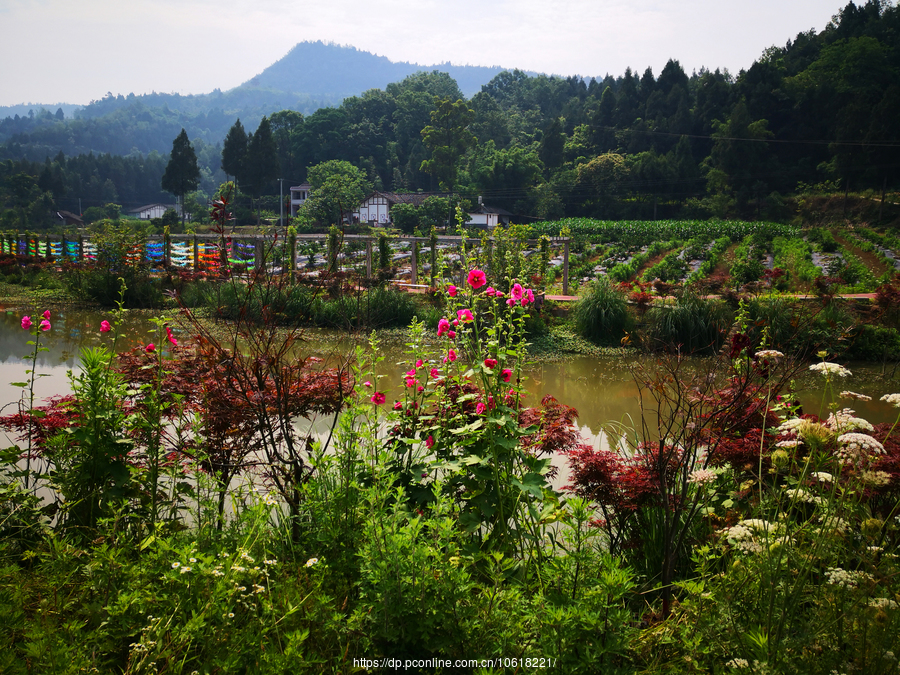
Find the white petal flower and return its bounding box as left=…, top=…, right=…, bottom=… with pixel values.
left=809, top=362, right=852, bottom=377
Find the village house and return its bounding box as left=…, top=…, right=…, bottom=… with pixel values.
left=126, top=203, right=180, bottom=220
left=352, top=191, right=511, bottom=228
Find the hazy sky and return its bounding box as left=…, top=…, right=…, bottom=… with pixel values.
left=1, top=0, right=843, bottom=107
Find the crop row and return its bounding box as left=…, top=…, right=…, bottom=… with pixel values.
left=535, top=218, right=798, bottom=246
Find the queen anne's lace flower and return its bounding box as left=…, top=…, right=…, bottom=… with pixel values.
left=785, top=487, right=825, bottom=506
left=826, top=567, right=873, bottom=588
left=688, top=468, right=717, bottom=485
left=809, top=361, right=852, bottom=377
left=869, top=597, right=899, bottom=609
left=776, top=439, right=801, bottom=448
left=840, top=391, right=872, bottom=401
left=826, top=409, right=874, bottom=433
left=778, top=418, right=805, bottom=434
left=880, top=393, right=900, bottom=408
left=755, top=350, right=784, bottom=359
left=724, top=524, right=763, bottom=554
left=836, top=432, right=885, bottom=464
left=811, top=471, right=833, bottom=483
left=860, top=470, right=892, bottom=487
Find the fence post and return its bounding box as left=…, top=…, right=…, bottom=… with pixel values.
left=366, top=238, right=373, bottom=278
left=164, top=230, right=171, bottom=267
left=78, top=234, right=84, bottom=262
left=410, top=238, right=417, bottom=286
left=289, top=230, right=297, bottom=283
left=254, top=237, right=263, bottom=272
left=563, top=238, right=570, bottom=296
left=193, top=235, right=200, bottom=270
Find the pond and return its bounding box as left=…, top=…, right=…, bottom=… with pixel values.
left=3, top=304, right=900, bottom=481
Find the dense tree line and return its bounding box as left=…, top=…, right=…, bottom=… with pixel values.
left=2, top=0, right=899, bottom=227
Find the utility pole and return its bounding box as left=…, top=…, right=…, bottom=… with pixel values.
left=279, top=178, right=284, bottom=229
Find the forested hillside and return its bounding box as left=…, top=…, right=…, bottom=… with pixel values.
left=2, top=1, right=898, bottom=228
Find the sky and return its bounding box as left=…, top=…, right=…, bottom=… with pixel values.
left=0, top=0, right=844, bottom=107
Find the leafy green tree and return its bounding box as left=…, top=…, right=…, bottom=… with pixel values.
left=575, top=152, right=629, bottom=217
left=161, top=129, right=200, bottom=223
left=538, top=117, right=565, bottom=171
left=390, top=202, right=420, bottom=233
left=302, top=160, right=372, bottom=226
left=420, top=97, right=477, bottom=191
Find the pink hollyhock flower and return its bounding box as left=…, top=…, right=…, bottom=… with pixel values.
left=371, top=392, right=386, bottom=404
left=40, top=320, right=51, bottom=331
left=457, top=309, right=474, bottom=322
left=501, top=368, right=513, bottom=383
left=506, top=298, right=516, bottom=307
left=21, top=316, right=32, bottom=330
left=524, top=288, right=535, bottom=305
left=415, top=359, right=424, bottom=368
left=42, top=310, right=51, bottom=320
left=452, top=319, right=459, bottom=326
left=467, top=269, right=487, bottom=289
left=443, top=349, right=457, bottom=363
left=485, top=286, right=495, bottom=296
left=511, top=283, right=524, bottom=302
left=488, top=395, right=495, bottom=409
left=165, top=326, right=178, bottom=347
left=406, top=368, right=416, bottom=378
left=405, top=377, right=418, bottom=388
left=448, top=330, right=456, bottom=339
left=437, top=318, right=450, bottom=337
left=425, top=435, right=435, bottom=449
left=484, top=358, right=498, bottom=369
left=417, top=385, right=424, bottom=392
left=363, top=380, right=372, bottom=387
left=393, top=400, right=403, bottom=410
left=145, top=343, right=156, bottom=353
left=447, top=285, right=457, bottom=297
left=430, top=368, right=440, bottom=379
left=100, top=320, right=112, bottom=333
left=476, top=402, right=486, bottom=414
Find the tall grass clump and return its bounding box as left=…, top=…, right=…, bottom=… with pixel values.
left=643, top=291, right=733, bottom=354
left=574, top=276, right=632, bottom=345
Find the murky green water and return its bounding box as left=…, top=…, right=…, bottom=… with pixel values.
left=3, top=305, right=900, bottom=454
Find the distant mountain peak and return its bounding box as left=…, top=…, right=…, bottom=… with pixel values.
left=238, top=41, right=512, bottom=98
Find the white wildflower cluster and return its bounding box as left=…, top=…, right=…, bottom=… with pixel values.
left=260, top=492, right=279, bottom=507
left=840, top=391, right=872, bottom=401
left=810, top=362, right=852, bottom=378
left=820, top=515, right=849, bottom=533
left=755, top=350, right=784, bottom=360
left=740, top=519, right=778, bottom=534
left=825, top=567, right=873, bottom=588
left=811, top=471, right=834, bottom=483
left=835, top=432, right=885, bottom=465
left=868, top=597, right=899, bottom=609
left=305, top=557, right=320, bottom=568
left=777, top=418, right=805, bottom=435
left=880, top=393, right=900, bottom=408
left=860, top=470, right=892, bottom=487
left=785, top=487, right=825, bottom=506
left=826, top=409, right=875, bottom=433
left=239, top=549, right=255, bottom=563
left=688, top=468, right=718, bottom=485
left=724, top=524, right=763, bottom=554
left=775, top=439, right=801, bottom=448
left=726, top=658, right=750, bottom=669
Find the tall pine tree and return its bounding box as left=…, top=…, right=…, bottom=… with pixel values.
left=161, top=129, right=200, bottom=224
